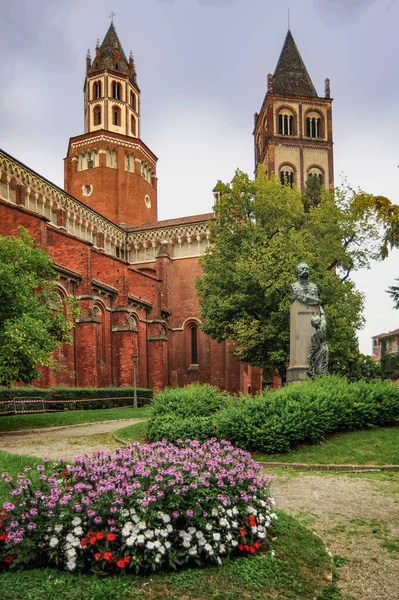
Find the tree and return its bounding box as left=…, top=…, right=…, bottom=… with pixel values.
left=0, top=228, right=77, bottom=386
left=197, top=168, right=395, bottom=380
left=387, top=279, right=399, bottom=309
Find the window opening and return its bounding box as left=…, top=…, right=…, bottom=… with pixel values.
left=191, top=326, right=198, bottom=364
left=278, top=113, right=294, bottom=135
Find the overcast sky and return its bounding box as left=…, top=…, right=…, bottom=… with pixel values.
left=0, top=0, right=398, bottom=354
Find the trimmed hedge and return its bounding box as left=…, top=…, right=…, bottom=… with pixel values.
left=0, top=386, right=153, bottom=415
left=214, top=376, right=399, bottom=453
left=147, top=384, right=230, bottom=443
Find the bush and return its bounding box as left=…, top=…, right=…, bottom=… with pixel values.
left=214, top=376, right=399, bottom=453
left=0, top=440, right=275, bottom=575
left=147, top=384, right=230, bottom=443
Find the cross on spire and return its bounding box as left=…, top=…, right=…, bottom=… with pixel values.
left=109, top=11, right=116, bottom=23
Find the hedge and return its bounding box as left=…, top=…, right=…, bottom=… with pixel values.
left=147, top=384, right=230, bottom=442
left=0, top=386, right=153, bottom=415
left=214, top=376, right=399, bottom=453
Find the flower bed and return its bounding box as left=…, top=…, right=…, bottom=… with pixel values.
left=0, top=439, right=276, bottom=574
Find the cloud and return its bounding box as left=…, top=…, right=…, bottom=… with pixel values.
left=315, top=0, right=396, bottom=25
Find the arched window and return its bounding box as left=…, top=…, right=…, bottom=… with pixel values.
left=112, top=81, right=121, bottom=100
left=306, top=111, right=322, bottom=138
left=93, top=81, right=102, bottom=99
left=112, top=106, right=121, bottom=126
left=308, top=167, right=323, bottom=184
left=93, top=305, right=106, bottom=363
left=278, top=109, right=295, bottom=136
left=131, top=115, right=136, bottom=136
left=130, top=91, right=136, bottom=111
left=93, top=105, right=101, bottom=126
left=279, top=165, right=295, bottom=187
left=191, top=326, right=198, bottom=365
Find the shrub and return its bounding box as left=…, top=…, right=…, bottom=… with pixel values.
left=147, top=384, right=230, bottom=443
left=214, top=376, right=399, bottom=453
left=0, top=440, right=276, bottom=575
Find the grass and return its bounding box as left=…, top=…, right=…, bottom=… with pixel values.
left=253, top=426, right=399, bottom=466
left=0, top=511, right=346, bottom=600
left=0, top=406, right=151, bottom=432
left=116, top=420, right=148, bottom=444
left=0, top=451, right=44, bottom=503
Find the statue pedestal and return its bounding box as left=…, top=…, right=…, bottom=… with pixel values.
left=286, top=300, right=320, bottom=383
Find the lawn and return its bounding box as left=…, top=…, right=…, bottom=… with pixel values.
left=0, top=406, right=151, bottom=432
left=0, top=510, right=343, bottom=600
left=115, top=420, right=148, bottom=444
left=253, top=426, right=399, bottom=466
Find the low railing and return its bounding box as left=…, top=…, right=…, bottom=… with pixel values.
left=0, top=396, right=150, bottom=416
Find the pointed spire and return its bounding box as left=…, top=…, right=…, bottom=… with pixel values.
left=89, top=22, right=131, bottom=77
left=86, top=48, right=92, bottom=72
left=272, top=30, right=317, bottom=97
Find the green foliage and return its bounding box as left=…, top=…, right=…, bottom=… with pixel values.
left=147, top=384, right=230, bottom=443
left=387, top=278, right=399, bottom=309
left=380, top=351, right=399, bottom=380
left=0, top=229, right=78, bottom=386
left=214, top=376, right=399, bottom=453
left=196, top=169, right=383, bottom=379
left=303, top=173, right=322, bottom=212
left=333, top=352, right=381, bottom=382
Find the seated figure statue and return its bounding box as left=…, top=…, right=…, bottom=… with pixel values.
left=308, top=306, right=329, bottom=376
left=290, top=262, right=320, bottom=306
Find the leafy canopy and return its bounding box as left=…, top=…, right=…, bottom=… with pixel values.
left=197, top=168, right=394, bottom=379
left=0, top=228, right=77, bottom=386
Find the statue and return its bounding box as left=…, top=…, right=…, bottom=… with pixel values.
left=308, top=306, right=329, bottom=376
left=290, top=262, right=320, bottom=306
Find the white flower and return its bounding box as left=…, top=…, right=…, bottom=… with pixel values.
left=66, top=533, right=75, bottom=543
left=226, top=533, right=232, bottom=542
left=226, top=509, right=233, bottom=518
left=251, top=526, right=258, bottom=533
left=155, top=553, right=162, bottom=563
left=66, top=560, right=76, bottom=571
left=216, top=557, right=222, bottom=565
left=129, top=508, right=137, bottom=516
left=153, top=540, right=161, bottom=549
left=126, top=535, right=136, bottom=547
left=189, top=546, right=198, bottom=556
left=271, top=550, right=276, bottom=557
left=166, top=524, right=173, bottom=533
left=231, top=540, right=238, bottom=547
left=146, top=541, right=155, bottom=550
left=219, top=544, right=226, bottom=554
left=247, top=506, right=257, bottom=515
left=219, top=518, right=229, bottom=528
left=158, top=544, right=166, bottom=555
left=188, top=527, right=196, bottom=534
left=164, top=541, right=171, bottom=550
left=211, top=508, right=218, bottom=517
left=54, top=524, right=63, bottom=533
left=182, top=538, right=191, bottom=548
left=198, top=538, right=206, bottom=547
left=121, top=509, right=129, bottom=517
left=71, top=517, right=81, bottom=527
left=138, top=521, right=146, bottom=531
left=160, top=529, right=169, bottom=538
left=66, top=548, right=76, bottom=559
left=270, top=513, right=278, bottom=520
left=258, top=532, right=266, bottom=540
left=131, top=514, right=140, bottom=523
left=204, top=543, right=214, bottom=556
left=137, top=534, right=145, bottom=544
left=212, top=533, right=221, bottom=542
left=144, top=529, right=154, bottom=539
left=232, top=507, right=238, bottom=515
left=73, top=526, right=83, bottom=536
left=231, top=521, right=238, bottom=529
left=49, top=537, right=59, bottom=548
left=205, top=523, right=213, bottom=531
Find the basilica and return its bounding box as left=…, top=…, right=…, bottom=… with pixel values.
left=0, top=24, right=333, bottom=392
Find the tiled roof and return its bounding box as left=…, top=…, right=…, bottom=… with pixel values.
left=273, top=30, right=317, bottom=97
left=127, top=213, right=214, bottom=232
left=373, top=328, right=399, bottom=340
left=89, top=23, right=130, bottom=76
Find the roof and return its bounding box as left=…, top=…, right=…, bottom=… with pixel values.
left=89, top=23, right=130, bottom=76
left=127, top=213, right=214, bottom=232
left=373, top=328, right=399, bottom=340
left=273, top=30, right=317, bottom=97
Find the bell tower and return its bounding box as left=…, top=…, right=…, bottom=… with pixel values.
left=64, top=22, right=158, bottom=226
left=253, top=30, right=334, bottom=192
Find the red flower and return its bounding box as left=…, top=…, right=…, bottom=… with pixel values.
left=94, top=552, right=102, bottom=560
left=87, top=530, right=95, bottom=537
left=96, top=531, right=105, bottom=540
left=123, top=555, right=131, bottom=564
left=107, top=533, right=116, bottom=542
left=4, top=556, right=14, bottom=564
left=239, top=528, right=247, bottom=537
left=80, top=537, right=87, bottom=547
left=0, top=533, right=7, bottom=541
left=249, top=515, right=256, bottom=526
left=103, top=552, right=114, bottom=562
left=89, top=536, right=97, bottom=545
left=238, top=544, right=244, bottom=551
left=244, top=545, right=249, bottom=552
left=62, top=469, right=69, bottom=478
left=254, top=541, right=261, bottom=549
left=116, top=559, right=126, bottom=568
left=249, top=546, right=255, bottom=554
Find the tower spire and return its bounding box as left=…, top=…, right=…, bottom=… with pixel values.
left=273, top=30, right=317, bottom=97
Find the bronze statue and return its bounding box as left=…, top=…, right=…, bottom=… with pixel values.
left=290, top=262, right=320, bottom=306
left=308, top=306, right=329, bottom=376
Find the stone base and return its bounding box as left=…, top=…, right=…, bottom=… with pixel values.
left=286, top=366, right=309, bottom=384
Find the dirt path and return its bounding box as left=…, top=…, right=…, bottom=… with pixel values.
left=1, top=424, right=398, bottom=599
left=0, top=419, right=143, bottom=461
left=272, top=472, right=399, bottom=600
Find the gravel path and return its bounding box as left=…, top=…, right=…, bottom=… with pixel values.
left=1, top=423, right=398, bottom=599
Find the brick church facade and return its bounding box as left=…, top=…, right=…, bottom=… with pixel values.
left=0, top=26, right=332, bottom=393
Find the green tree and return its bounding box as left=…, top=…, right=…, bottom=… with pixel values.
left=197, top=168, right=394, bottom=380
left=0, top=228, right=77, bottom=386
left=387, top=279, right=399, bottom=309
